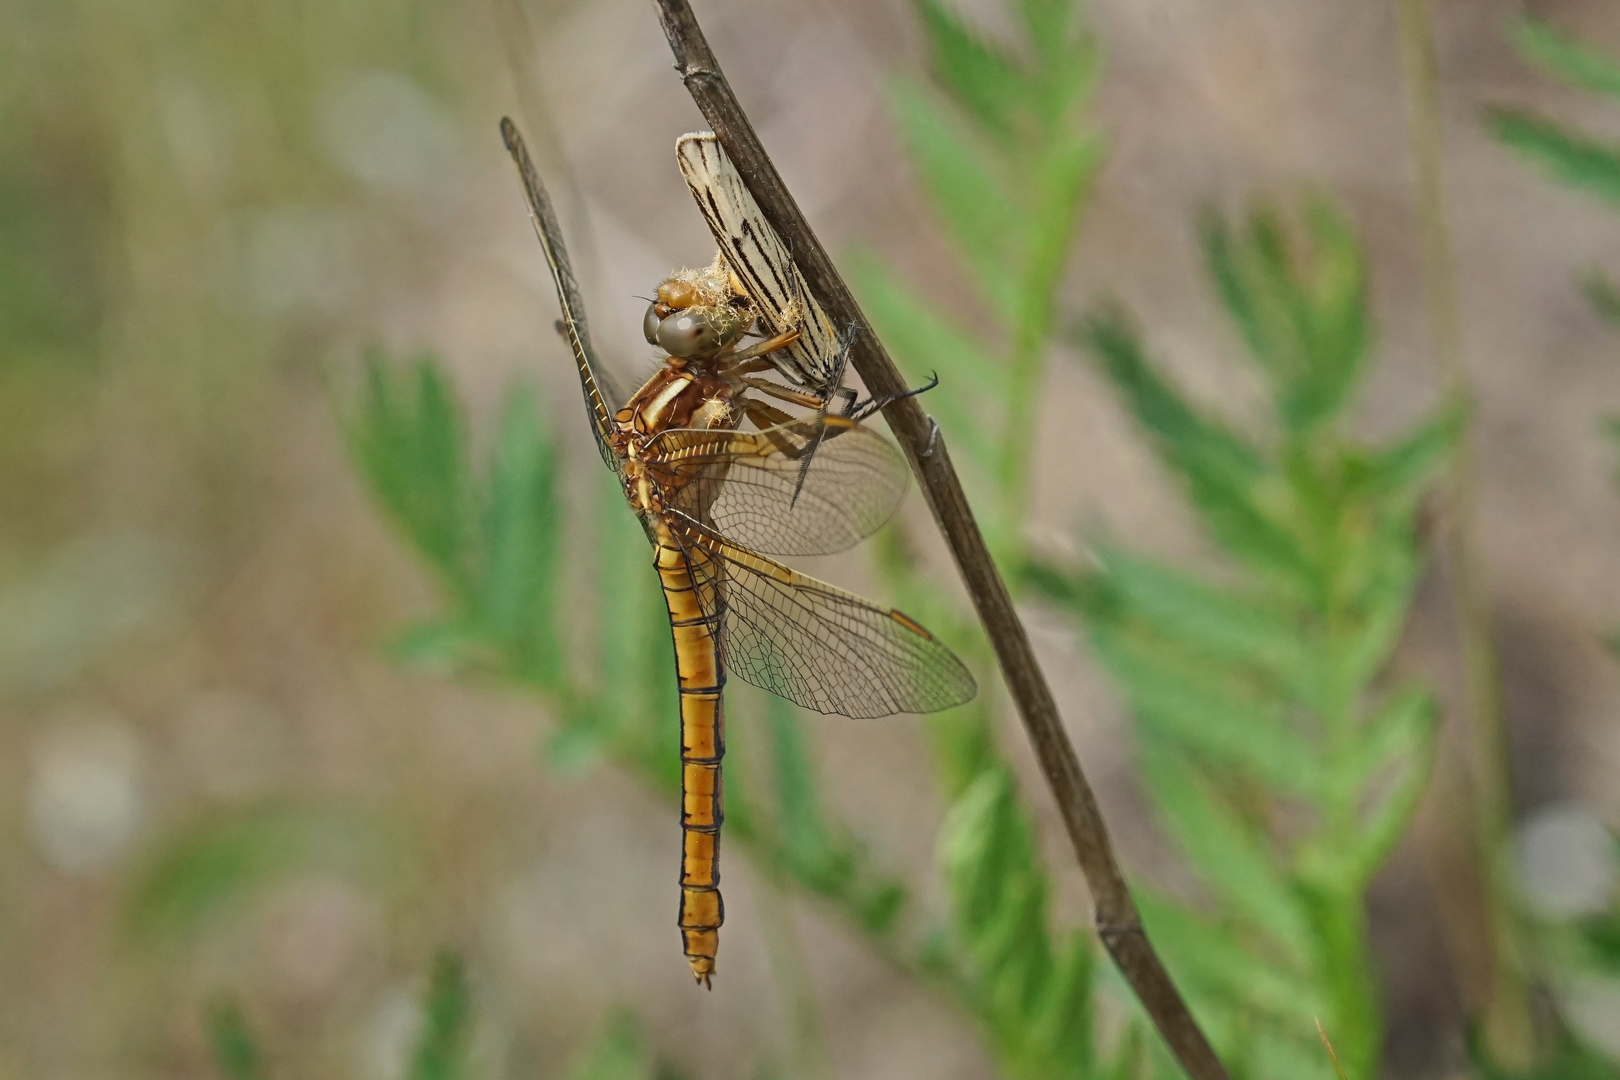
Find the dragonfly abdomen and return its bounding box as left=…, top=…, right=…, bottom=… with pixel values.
left=653, top=534, right=726, bottom=987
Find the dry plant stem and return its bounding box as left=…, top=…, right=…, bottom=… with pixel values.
left=1390, top=0, right=1533, bottom=1065
left=652, top=3, right=1230, bottom=1078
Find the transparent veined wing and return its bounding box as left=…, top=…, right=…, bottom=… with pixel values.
left=675, top=133, right=843, bottom=394
left=501, top=118, right=622, bottom=470
left=665, top=515, right=976, bottom=718
left=648, top=420, right=909, bottom=557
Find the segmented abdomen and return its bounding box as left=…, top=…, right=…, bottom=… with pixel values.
left=652, top=526, right=724, bottom=987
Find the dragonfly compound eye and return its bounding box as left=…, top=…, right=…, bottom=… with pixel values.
left=657, top=307, right=743, bottom=358
left=643, top=303, right=663, bottom=346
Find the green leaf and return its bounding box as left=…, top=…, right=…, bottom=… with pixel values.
left=475, top=386, right=561, bottom=687
left=1333, top=551, right=1422, bottom=694
left=385, top=619, right=485, bottom=673
left=1087, top=550, right=1307, bottom=684
left=1358, top=399, right=1461, bottom=510
left=1203, top=203, right=1296, bottom=387
left=1088, top=627, right=1322, bottom=795
left=1136, top=891, right=1330, bottom=1032
left=1082, top=307, right=1264, bottom=487
left=563, top=1011, right=658, bottom=1080
left=1202, top=200, right=1368, bottom=433
left=206, top=999, right=266, bottom=1080
left=890, top=78, right=1021, bottom=317
left=939, top=769, right=1093, bottom=1079
left=1136, top=738, right=1315, bottom=968
left=1488, top=108, right=1620, bottom=208
left=123, top=807, right=373, bottom=945
left=1514, top=16, right=1620, bottom=102
left=763, top=693, right=832, bottom=876
left=848, top=252, right=1000, bottom=472
left=917, top=0, right=1029, bottom=140
left=1340, top=687, right=1435, bottom=795
left=344, top=353, right=472, bottom=588
left=409, top=952, right=472, bottom=1080
left=1289, top=198, right=1369, bottom=431
left=583, top=473, right=676, bottom=779
left=1346, top=706, right=1437, bottom=883
left=1019, top=933, right=1095, bottom=1075
left=1581, top=270, right=1620, bottom=327
left=1081, top=310, right=1320, bottom=581
left=940, top=769, right=1037, bottom=947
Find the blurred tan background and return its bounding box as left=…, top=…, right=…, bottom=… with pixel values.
left=4, top=0, right=1620, bottom=1076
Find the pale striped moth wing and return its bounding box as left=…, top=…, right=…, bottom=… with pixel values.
left=675, top=133, right=843, bottom=396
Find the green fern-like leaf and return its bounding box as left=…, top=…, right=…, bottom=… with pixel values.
left=562, top=1011, right=665, bottom=1080
left=939, top=768, right=1095, bottom=1079
left=1488, top=108, right=1620, bottom=208
left=344, top=353, right=473, bottom=589
left=206, top=999, right=267, bottom=1080
left=1513, top=15, right=1620, bottom=101
left=1053, top=196, right=1449, bottom=1079
left=409, top=952, right=473, bottom=1080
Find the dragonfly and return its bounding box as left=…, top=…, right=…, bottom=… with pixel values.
left=499, top=118, right=976, bottom=987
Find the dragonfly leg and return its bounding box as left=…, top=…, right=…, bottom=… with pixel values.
left=724, top=327, right=800, bottom=365
left=848, top=371, right=940, bottom=422
left=719, top=355, right=776, bottom=376
left=739, top=376, right=826, bottom=409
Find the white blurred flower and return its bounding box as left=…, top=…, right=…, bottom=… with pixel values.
left=26, top=716, right=146, bottom=874
left=1515, top=803, right=1618, bottom=919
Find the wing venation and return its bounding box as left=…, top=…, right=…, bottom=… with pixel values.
left=501, top=118, right=621, bottom=470
left=648, top=421, right=908, bottom=556
left=666, top=515, right=976, bottom=718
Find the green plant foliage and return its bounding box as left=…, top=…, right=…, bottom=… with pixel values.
left=846, top=0, right=1127, bottom=1073
left=206, top=999, right=267, bottom=1080
left=853, top=0, right=1104, bottom=541
left=1488, top=20, right=1620, bottom=1073
left=562, top=1011, right=680, bottom=1080
left=410, top=953, right=474, bottom=1080
left=344, top=0, right=1129, bottom=1073
left=1512, top=16, right=1620, bottom=103
left=939, top=768, right=1095, bottom=1080
left=1489, top=17, right=1620, bottom=307
left=1026, top=198, right=1453, bottom=1080
left=123, top=806, right=386, bottom=947
left=1487, top=109, right=1620, bottom=208
left=339, top=350, right=917, bottom=928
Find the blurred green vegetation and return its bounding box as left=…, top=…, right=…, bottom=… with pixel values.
left=1032, top=200, right=1453, bottom=1079
left=8, top=0, right=1620, bottom=1074
left=1487, top=15, right=1620, bottom=1076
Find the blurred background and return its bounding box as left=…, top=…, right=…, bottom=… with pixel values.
left=5, top=0, right=1620, bottom=1077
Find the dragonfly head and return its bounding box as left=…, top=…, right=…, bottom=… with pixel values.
left=646, top=254, right=755, bottom=359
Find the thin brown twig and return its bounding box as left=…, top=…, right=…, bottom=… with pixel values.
left=650, top=3, right=1230, bottom=1077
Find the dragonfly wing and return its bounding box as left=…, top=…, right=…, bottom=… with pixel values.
left=675, top=133, right=843, bottom=395
left=501, top=118, right=621, bottom=470
left=667, top=515, right=976, bottom=718
left=650, top=422, right=909, bottom=557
